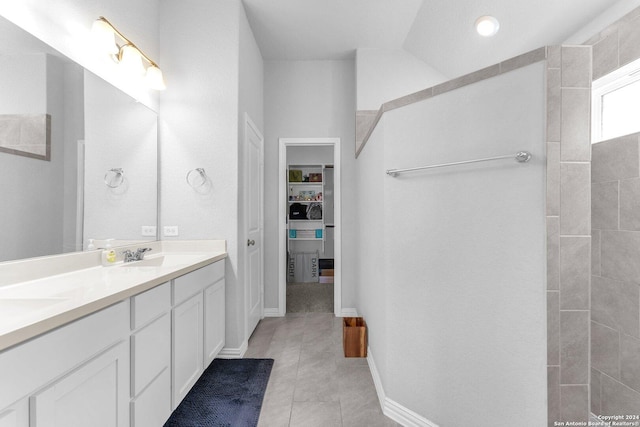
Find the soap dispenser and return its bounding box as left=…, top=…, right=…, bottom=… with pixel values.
left=102, top=248, right=117, bottom=266
left=101, top=239, right=117, bottom=266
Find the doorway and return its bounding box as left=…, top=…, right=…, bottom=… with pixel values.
left=278, top=138, right=341, bottom=316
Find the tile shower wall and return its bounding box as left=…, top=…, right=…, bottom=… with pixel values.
left=590, top=133, right=640, bottom=416
left=546, top=45, right=592, bottom=425
left=583, top=5, right=640, bottom=419
left=585, top=6, right=640, bottom=81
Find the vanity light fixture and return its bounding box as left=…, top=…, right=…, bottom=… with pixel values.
left=475, top=15, right=500, bottom=37
left=91, top=16, right=166, bottom=90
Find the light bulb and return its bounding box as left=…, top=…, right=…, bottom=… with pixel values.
left=91, top=18, right=118, bottom=55
left=475, top=16, right=500, bottom=37
left=119, top=44, right=145, bottom=76
left=145, top=65, right=166, bottom=90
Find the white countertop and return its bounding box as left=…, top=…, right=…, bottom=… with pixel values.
left=0, top=240, right=227, bottom=351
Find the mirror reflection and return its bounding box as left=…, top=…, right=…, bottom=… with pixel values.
left=0, top=16, right=158, bottom=263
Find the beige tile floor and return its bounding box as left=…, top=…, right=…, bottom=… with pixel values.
left=245, top=313, right=398, bottom=427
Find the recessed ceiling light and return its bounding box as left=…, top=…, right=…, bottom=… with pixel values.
left=475, top=15, right=500, bottom=37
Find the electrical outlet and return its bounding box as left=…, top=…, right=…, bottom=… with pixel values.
left=141, top=226, right=157, bottom=237
left=163, top=226, right=179, bottom=237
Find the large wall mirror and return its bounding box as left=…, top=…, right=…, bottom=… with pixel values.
left=0, top=15, right=158, bottom=263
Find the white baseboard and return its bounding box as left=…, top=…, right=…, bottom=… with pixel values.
left=263, top=308, right=283, bottom=317
left=367, top=347, right=439, bottom=427
left=340, top=308, right=358, bottom=317
left=217, top=340, right=248, bottom=359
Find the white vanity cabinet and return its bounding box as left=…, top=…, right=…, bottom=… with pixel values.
left=30, top=341, right=130, bottom=427
left=130, top=282, right=172, bottom=427
left=0, top=301, right=131, bottom=427
left=172, top=292, right=204, bottom=408
left=204, top=277, right=225, bottom=366
left=171, top=261, right=225, bottom=409
left=0, top=399, right=28, bottom=427
left=0, top=257, right=226, bottom=427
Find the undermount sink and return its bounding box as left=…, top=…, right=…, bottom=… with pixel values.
left=0, top=297, right=69, bottom=317
left=119, top=253, right=208, bottom=268
left=120, top=256, right=166, bottom=267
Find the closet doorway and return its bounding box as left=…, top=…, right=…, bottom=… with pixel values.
left=278, top=138, right=341, bottom=316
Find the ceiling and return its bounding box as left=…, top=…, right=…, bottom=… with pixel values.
left=243, top=0, right=627, bottom=78
left=242, top=0, right=423, bottom=60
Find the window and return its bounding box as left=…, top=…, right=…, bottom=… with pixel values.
left=592, top=57, right=640, bottom=143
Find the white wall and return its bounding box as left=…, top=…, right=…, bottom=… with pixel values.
left=159, top=0, right=240, bottom=347
left=83, top=71, right=157, bottom=244
left=287, top=146, right=333, bottom=165
left=356, top=48, right=446, bottom=111
left=263, top=60, right=356, bottom=311
left=354, top=121, right=388, bottom=386
left=356, top=63, right=547, bottom=426
left=160, top=0, right=263, bottom=351
left=0, top=0, right=160, bottom=109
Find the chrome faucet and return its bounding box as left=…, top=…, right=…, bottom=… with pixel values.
left=122, top=248, right=153, bottom=263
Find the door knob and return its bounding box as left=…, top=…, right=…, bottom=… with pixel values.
left=247, top=239, right=255, bottom=246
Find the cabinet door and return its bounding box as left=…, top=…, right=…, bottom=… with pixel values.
left=204, top=279, right=225, bottom=367
left=172, top=292, right=203, bottom=409
left=131, top=313, right=170, bottom=397
left=30, top=341, right=129, bottom=427
left=0, top=399, right=28, bottom=427
left=131, top=368, right=170, bottom=427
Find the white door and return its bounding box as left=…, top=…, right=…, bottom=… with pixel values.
left=244, top=114, right=264, bottom=338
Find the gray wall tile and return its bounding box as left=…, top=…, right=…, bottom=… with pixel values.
left=560, top=310, right=589, bottom=384
left=547, top=46, right=561, bottom=69
left=592, top=181, right=619, bottom=230
left=383, top=88, right=433, bottom=112
left=592, top=230, right=601, bottom=276
left=547, top=71, right=561, bottom=143
left=621, top=334, right=640, bottom=393
left=548, top=292, right=560, bottom=365
left=592, top=275, right=640, bottom=338
left=548, top=366, right=560, bottom=427
left=356, top=110, right=380, bottom=152
left=548, top=217, right=560, bottom=290
left=561, top=89, right=591, bottom=161
left=561, top=46, right=591, bottom=88
left=499, top=47, right=546, bottom=74
left=591, top=368, right=602, bottom=415
left=619, top=16, right=640, bottom=67
left=592, top=33, right=619, bottom=80
left=601, top=231, right=640, bottom=286
left=560, top=236, right=591, bottom=310
left=620, top=178, right=640, bottom=231
left=432, top=64, right=500, bottom=95
left=547, top=142, right=560, bottom=214
left=560, top=163, right=591, bottom=235
left=591, top=321, right=621, bottom=379
left=601, top=375, right=640, bottom=416
left=592, top=135, right=640, bottom=183
left=560, top=385, right=589, bottom=422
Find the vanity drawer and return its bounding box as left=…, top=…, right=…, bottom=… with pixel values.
left=131, top=281, right=171, bottom=330
left=173, top=261, right=224, bottom=305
